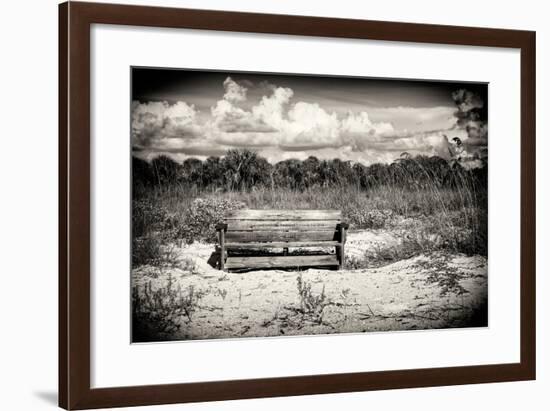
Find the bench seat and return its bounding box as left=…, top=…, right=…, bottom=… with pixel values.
left=224, top=255, right=340, bottom=270
left=225, top=241, right=341, bottom=249
left=217, top=209, right=348, bottom=272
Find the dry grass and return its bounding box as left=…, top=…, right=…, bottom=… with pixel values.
left=131, top=152, right=487, bottom=269
left=132, top=178, right=486, bottom=269
left=132, top=274, right=204, bottom=342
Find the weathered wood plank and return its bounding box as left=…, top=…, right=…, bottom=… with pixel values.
left=225, top=209, right=341, bottom=220
left=225, top=255, right=339, bottom=269
left=225, top=230, right=338, bottom=243
left=216, top=208, right=347, bottom=270
left=225, top=241, right=340, bottom=249
left=226, top=220, right=340, bottom=232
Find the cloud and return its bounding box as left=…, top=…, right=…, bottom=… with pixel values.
left=449, top=89, right=488, bottom=163
left=452, top=89, right=488, bottom=142
left=364, top=130, right=456, bottom=160
left=222, top=76, right=247, bottom=103
left=132, top=77, right=487, bottom=166
left=131, top=101, right=200, bottom=149
left=211, top=99, right=278, bottom=134
left=452, top=89, right=484, bottom=114
left=214, top=132, right=280, bottom=148
left=340, top=111, right=394, bottom=151
left=252, top=86, right=294, bottom=129
left=282, top=102, right=341, bottom=147
left=367, top=106, right=456, bottom=132
left=211, top=79, right=281, bottom=135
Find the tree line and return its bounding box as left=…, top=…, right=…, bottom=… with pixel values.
left=133, top=149, right=487, bottom=192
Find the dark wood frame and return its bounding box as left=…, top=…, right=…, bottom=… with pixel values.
left=59, top=1, right=536, bottom=409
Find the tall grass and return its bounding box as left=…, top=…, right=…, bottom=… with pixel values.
left=132, top=275, right=204, bottom=342
left=132, top=156, right=487, bottom=267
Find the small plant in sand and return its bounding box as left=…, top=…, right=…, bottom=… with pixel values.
left=217, top=288, right=228, bottom=300
left=180, top=256, right=199, bottom=275
left=427, top=270, right=469, bottom=297
left=414, top=258, right=470, bottom=297
left=340, top=287, right=352, bottom=323
left=296, top=274, right=329, bottom=324
left=132, top=275, right=204, bottom=342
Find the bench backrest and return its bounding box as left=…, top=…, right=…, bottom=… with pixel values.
left=224, top=209, right=342, bottom=243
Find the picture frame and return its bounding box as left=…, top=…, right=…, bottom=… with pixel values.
left=59, top=1, right=536, bottom=409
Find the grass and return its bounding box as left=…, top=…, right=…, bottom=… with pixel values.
left=132, top=179, right=487, bottom=269
left=345, top=237, right=427, bottom=269
left=132, top=235, right=179, bottom=270
left=130, top=154, right=488, bottom=340
left=296, top=274, right=329, bottom=324
left=131, top=152, right=487, bottom=269
left=132, top=274, right=204, bottom=342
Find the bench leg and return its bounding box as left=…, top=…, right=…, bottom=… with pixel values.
left=219, top=229, right=226, bottom=271
left=339, top=227, right=346, bottom=270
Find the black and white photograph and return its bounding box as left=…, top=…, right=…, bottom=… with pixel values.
left=131, top=67, right=488, bottom=342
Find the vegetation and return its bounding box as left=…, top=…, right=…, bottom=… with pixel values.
left=132, top=275, right=204, bottom=342
left=133, top=149, right=487, bottom=193
left=296, top=274, right=329, bottom=324
left=131, top=148, right=488, bottom=340
left=132, top=149, right=487, bottom=268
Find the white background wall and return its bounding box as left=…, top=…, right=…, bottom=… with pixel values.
left=0, top=0, right=547, bottom=410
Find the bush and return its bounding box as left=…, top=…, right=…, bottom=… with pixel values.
left=131, top=149, right=488, bottom=262
left=296, top=274, right=329, bottom=324
left=179, top=197, right=245, bottom=244
left=132, top=275, right=204, bottom=342
left=345, top=208, right=394, bottom=229
left=132, top=235, right=179, bottom=269
left=132, top=199, right=180, bottom=267
left=132, top=198, right=171, bottom=238
left=132, top=235, right=163, bottom=268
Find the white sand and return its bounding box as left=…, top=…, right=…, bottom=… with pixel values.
left=132, top=230, right=487, bottom=341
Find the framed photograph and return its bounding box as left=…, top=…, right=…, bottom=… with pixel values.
left=59, top=1, right=536, bottom=409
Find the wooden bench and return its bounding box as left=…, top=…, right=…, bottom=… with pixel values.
left=216, top=209, right=348, bottom=272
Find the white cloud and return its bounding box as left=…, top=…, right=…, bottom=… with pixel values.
left=340, top=111, right=395, bottom=151
left=252, top=86, right=294, bottom=129
left=367, top=106, right=457, bottom=132
left=132, top=101, right=200, bottom=148
left=132, top=76, right=485, bottom=166
left=222, top=76, right=247, bottom=103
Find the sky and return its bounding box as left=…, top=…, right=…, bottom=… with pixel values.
left=131, top=67, right=488, bottom=166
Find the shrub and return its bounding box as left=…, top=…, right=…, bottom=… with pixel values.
left=132, top=275, right=204, bottom=342
left=296, top=274, right=329, bottom=324
left=132, top=198, right=171, bottom=238
left=179, top=197, right=245, bottom=244
left=131, top=149, right=488, bottom=260
left=132, top=235, right=163, bottom=268
left=132, top=233, right=179, bottom=269
left=414, top=258, right=470, bottom=297
left=345, top=208, right=394, bottom=229
left=345, top=236, right=426, bottom=269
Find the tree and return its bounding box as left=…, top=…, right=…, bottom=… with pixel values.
left=202, top=156, right=223, bottom=189
left=302, top=156, right=320, bottom=188
left=273, top=159, right=305, bottom=190
left=132, top=156, right=154, bottom=189
left=131, top=149, right=487, bottom=193
left=182, top=158, right=203, bottom=187
left=221, top=149, right=271, bottom=191
left=150, top=156, right=180, bottom=186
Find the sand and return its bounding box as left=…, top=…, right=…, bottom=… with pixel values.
left=132, top=230, right=488, bottom=341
